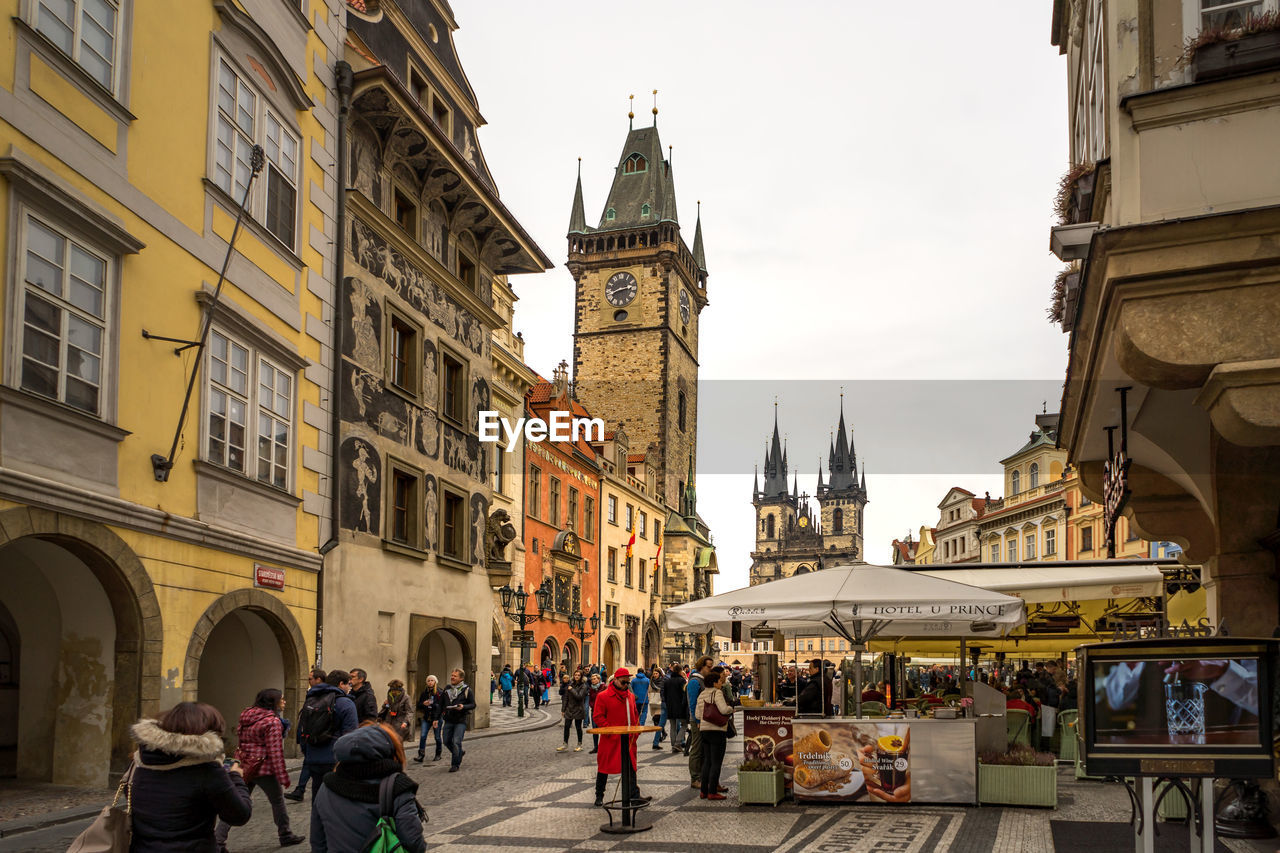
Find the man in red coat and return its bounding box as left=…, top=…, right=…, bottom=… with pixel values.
left=592, top=668, right=652, bottom=808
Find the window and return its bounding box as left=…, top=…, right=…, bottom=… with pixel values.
left=388, top=466, right=421, bottom=546
left=640, top=203, right=651, bottom=219
left=549, top=478, right=561, bottom=526
left=1007, top=538, right=1017, bottom=561
left=568, top=488, right=579, bottom=531
left=766, top=514, right=775, bottom=538
left=492, top=442, right=505, bottom=493
left=608, top=495, right=617, bottom=524
left=626, top=618, right=638, bottom=664
left=528, top=465, right=541, bottom=519
left=431, top=95, right=450, bottom=134
left=1029, top=462, right=1040, bottom=489
left=583, top=497, right=595, bottom=540
left=1010, top=470, right=1021, bottom=494
left=440, top=485, right=466, bottom=559
left=1190, top=0, right=1274, bottom=33
left=653, top=520, right=659, bottom=544
left=638, top=511, right=647, bottom=538
left=625, top=504, right=633, bottom=532
left=1081, top=525, right=1094, bottom=552
left=440, top=349, right=466, bottom=422
left=606, top=208, right=616, bottom=221
left=677, top=391, right=687, bottom=432
left=1080, top=494, right=1092, bottom=506
left=832, top=508, right=843, bottom=534
left=607, top=547, right=617, bottom=583
left=457, top=254, right=477, bottom=294
left=639, top=563, right=646, bottom=591
left=408, top=66, right=428, bottom=105
left=1125, top=520, right=1140, bottom=542
left=387, top=313, right=419, bottom=395
left=959, top=538, right=966, bottom=554
left=35, top=0, right=120, bottom=91
left=394, top=189, right=417, bottom=237
left=807, top=641, right=814, bottom=652
left=207, top=330, right=293, bottom=489
left=623, top=154, right=647, bottom=174
left=625, top=555, right=633, bottom=587
left=17, top=215, right=109, bottom=415
left=1045, top=528, right=1057, bottom=556
left=991, top=544, right=1000, bottom=562
left=1025, top=533, right=1037, bottom=560
left=214, top=59, right=298, bottom=247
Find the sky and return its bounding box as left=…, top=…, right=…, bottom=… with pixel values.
left=452, top=1, right=1071, bottom=593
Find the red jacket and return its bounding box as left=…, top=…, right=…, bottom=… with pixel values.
left=233, top=706, right=288, bottom=786
left=592, top=683, right=639, bottom=775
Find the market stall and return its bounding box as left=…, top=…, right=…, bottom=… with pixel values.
left=665, top=564, right=1026, bottom=805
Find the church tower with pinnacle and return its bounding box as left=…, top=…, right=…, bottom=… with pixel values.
left=566, top=101, right=707, bottom=509
left=749, top=400, right=868, bottom=586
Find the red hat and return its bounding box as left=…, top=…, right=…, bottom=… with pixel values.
left=613, top=667, right=631, bottom=680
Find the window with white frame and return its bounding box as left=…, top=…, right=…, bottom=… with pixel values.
left=18, top=214, right=109, bottom=415
left=213, top=57, right=299, bottom=247
left=34, top=0, right=120, bottom=92
left=1025, top=533, right=1037, bottom=560
left=1186, top=0, right=1277, bottom=35
left=206, top=329, right=293, bottom=489
left=1045, top=527, right=1057, bottom=556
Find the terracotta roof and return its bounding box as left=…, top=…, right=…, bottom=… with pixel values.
left=891, top=539, right=916, bottom=563
left=627, top=453, right=647, bottom=464
left=347, top=0, right=367, bottom=11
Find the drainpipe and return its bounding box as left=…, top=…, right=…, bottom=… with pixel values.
left=317, top=61, right=355, bottom=663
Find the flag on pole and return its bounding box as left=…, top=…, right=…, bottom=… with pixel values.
left=654, top=530, right=663, bottom=568
left=626, top=530, right=635, bottom=560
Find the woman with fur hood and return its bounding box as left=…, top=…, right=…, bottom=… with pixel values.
left=128, top=702, right=253, bottom=853
left=311, top=722, right=427, bottom=853
left=214, top=689, right=305, bottom=850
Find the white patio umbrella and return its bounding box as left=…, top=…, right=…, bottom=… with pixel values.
left=664, top=564, right=1026, bottom=715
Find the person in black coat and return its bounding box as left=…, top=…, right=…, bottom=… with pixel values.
left=348, top=668, right=379, bottom=722
left=311, top=724, right=425, bottom=853
left=412, top=674, right=444, bottom=763
left=127, top=702, right=253, bottom=853
left=797, top=659, right=829, bottom=716
left=661, top=665, right=689, bottom=751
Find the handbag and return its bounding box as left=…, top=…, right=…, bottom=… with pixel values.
left=67, top=763, right=134, bottom=852
left=700, top=695, right=728, bottom=727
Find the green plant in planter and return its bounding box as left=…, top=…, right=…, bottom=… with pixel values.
left=738, top=758, right=786, bottom=806
left=978, top=747, right=1059, bottom=808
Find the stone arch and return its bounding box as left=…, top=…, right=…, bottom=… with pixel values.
left=563, top=638, right=578, bottom=672
left=540, top=635, right=559, bottom=668
left=182, top=589, right=309, bottom=751
left=642, top=619, right=661, bottom=668
left=0, top=507, right=162, bottom=782
left=603, top=634, right=621, bottom=673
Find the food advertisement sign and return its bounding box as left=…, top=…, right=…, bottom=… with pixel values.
left=792, top=720, right=976, bottom=804
left=743, top=708, right=795, bottom=791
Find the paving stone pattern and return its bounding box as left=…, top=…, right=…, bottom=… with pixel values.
left=4, top=715, right=1278, bottom=852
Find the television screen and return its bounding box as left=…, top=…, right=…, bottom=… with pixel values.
left=1078, top=638, right=1277, bottom=779
left=1091, top=658, right=1260, bottom=746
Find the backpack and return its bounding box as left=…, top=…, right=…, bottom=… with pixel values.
left=297, top=691, right=339, bottom=747
left=360, top=776, right=403, bottom=853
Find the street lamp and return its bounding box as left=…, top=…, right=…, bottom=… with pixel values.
left=569, top=608, right=601, bottom=671
left=672, top=631, right=694, bottom=662
left=498, top=579, right=551, bottom=717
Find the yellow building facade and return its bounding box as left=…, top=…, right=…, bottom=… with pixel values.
left=0, top=0, right=343, bottom=786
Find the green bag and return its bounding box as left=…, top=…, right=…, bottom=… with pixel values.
left=361, top=776, right=404, bottom=853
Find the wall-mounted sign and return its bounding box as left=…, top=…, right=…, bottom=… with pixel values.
left=1102, top=387, right=1132, bottom=558
left=254, top=564, right=286, bottom=591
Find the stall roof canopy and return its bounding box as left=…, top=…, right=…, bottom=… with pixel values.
left=664, top=563, right=1025, bottom=639
left=918, top=561, right=1175, bottom=604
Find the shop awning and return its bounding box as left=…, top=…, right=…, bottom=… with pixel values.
left=917, top=562, right=1168, bottom=604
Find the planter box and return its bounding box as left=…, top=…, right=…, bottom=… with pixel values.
left=738, top=769, right=786, bottom=806
left=978, top=763, right=1057, bottom=808
left=1192, top=31, right=1280, bottom=82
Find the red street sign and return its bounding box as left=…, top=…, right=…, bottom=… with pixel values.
left=254, top=564, right=285, bottom=591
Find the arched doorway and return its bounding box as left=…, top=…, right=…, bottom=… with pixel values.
left=416, top=626, right=472, bottom=708
left=540, top=636, right=559, bottom=671
left=603, top=634, right=621, bottom=674
left=0, top=511, right=161, bottom=787
left=563, top=638, right=578, bottom=673
left=184, top=590, right=308, bottom=754
left=642, top=620, right=661, bottom=669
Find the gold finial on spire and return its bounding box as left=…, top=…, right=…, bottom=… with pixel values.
left=628, top=94, right=634, bottom=129
left=652, top=89, right=658, bottom=125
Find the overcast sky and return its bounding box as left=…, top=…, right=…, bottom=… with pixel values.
left=453, top=1, right=1071, bottom=592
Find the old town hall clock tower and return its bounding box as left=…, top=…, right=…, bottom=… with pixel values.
left=566, top=116, right=708, bottom=509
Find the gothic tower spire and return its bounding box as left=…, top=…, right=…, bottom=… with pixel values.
left=568, top=158, right=587, bottom=235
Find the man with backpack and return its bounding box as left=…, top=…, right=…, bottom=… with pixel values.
left=285, top=667, right=328, bottom=801
left=295, top=669, right=358, bottom=804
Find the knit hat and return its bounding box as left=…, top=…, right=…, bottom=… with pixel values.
left=613, top=667, right=631, bottom=680
left=334, top=725, right=396, bottom=762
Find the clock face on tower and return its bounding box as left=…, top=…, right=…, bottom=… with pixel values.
left=679, top=289, right=691, bottom=324
left=605, top=272, right=638, bottom=307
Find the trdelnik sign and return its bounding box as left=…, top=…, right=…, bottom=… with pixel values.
left=477, top=410, right=604, bottom=451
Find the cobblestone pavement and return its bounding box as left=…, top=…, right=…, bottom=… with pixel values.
left=5, top=717, right=1277, bottom=852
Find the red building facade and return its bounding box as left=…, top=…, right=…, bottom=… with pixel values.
left=522, top=373, right=601, bottom=673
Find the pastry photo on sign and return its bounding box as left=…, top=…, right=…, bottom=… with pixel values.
left=791, top=721, right=912, bottom=803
